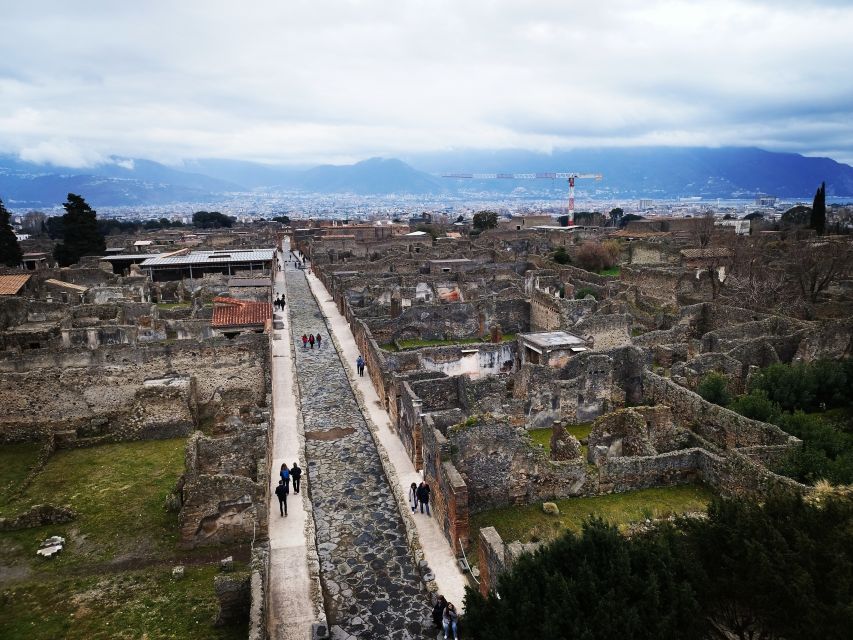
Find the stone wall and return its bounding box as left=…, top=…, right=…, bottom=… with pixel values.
left=573, top=313, right=631, bottom=350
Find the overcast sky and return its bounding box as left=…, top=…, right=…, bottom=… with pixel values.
left=2, top=0, right=852, bottom=168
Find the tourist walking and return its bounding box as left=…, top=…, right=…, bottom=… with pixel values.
left=432, top=595, right=448, bottom=630
left=308, top=334, right=315, bottom=349
left=275, top=479, right=289, bottom=517
left=280, top=463, right=290, bottom=492
left=315, top=333, right=322, bottom=349
left=302, top=334, right=308, bottom=349
left=442, top=602, right=459, bottom=639
left=409, top=482, right=419, bottom=513
left=356, top=355, right=365, bottom=377
left=417, top=481, right=431, bottom=516
left=291, top=461, right=302, bottom=494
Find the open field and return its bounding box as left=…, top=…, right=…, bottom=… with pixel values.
left=528, top=422, right=593, bottom=457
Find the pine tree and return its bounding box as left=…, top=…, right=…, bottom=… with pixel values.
left=0, top=197, right=23, bottom=268
left=811, top=181, right=826, bottom=235
left=53, top=193, right=106, bottom=267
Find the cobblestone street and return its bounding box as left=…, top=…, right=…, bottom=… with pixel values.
left=285, top=262, right=433, bottom=640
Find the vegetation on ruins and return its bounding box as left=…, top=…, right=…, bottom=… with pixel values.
left=811, top=181, right=827, bottom=235
left=192, top=210, right=235, bottom=228
left=552, top=246, right=570, bottom=264
left=52, top=193, right=106, bottom=266
left=465, top=492, right=853, bottom=640
left=574, top=240, right=620, bottom=273
left=609, top=207, right=624, bottom=226
left=575, top=287, right=597, bottom=300
left=698, top=361, right=853, bottom=485
left=619, top=213, right=644, bottom=227
left=472, top=210, right=498, bottom=232
left=0, top=197, right=23, bottom=268
left=697, top=371, right=733, bottom=406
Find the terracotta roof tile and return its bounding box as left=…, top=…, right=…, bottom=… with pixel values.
left=211, top=296, right=271, bottom=328
left=0, top=274, right=31, bottom=295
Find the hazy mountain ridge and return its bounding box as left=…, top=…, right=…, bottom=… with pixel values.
left=1, top=147, right=852, bottom=208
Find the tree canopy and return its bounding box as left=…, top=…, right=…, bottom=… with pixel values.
left=811, top=181, right=826, bottom=235
left=0, top=197, right=23, bottom=268
left=192, top=210, right=234, bottom=228
left=472, top=210, right=498, bottom=232
left=464, top=493, right=853, bottom=640
left=53, top=193, right=106, bottom=267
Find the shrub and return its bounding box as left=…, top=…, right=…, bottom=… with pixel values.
left=697, top=372, right=732, bottom=406
left=575, top=287, right=597, bottom=300
left=749, top=360, right=848, bottom=413
left=553, top=246, right=570, bottom=265
left=575, top=242, right=618, bottom=272
left=728, top=390, right=780, bottom=423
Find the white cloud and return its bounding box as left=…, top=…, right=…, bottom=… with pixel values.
left=18, top=140, right=105, bottom=168
left=1, top=0, right=852, bottom=165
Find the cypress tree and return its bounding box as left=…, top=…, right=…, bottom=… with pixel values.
left=0, top=197, right=23, bottom=268
left=811, top=181, right=826, bottom=235
left=53, top=193, right=106, bottom=267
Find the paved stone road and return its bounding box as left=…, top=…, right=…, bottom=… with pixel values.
left=285, top=263, right=433, bottom=640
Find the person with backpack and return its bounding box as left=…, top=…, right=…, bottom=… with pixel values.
left=308, top=334, right=315, bottom=349
left=280, top=463, right=290, bottom=492
left=356, top=355, right=365, bottom=377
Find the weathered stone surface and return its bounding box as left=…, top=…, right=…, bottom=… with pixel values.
left=214, top=572, right=251, bottom=627
left=0, top=503, right=76, bottom=531
left=285, top=265, right=432, bottom=638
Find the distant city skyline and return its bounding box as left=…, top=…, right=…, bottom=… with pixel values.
left=2, top=0, right=852, bottom=168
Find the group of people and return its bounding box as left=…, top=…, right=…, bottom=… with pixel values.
left=432, top=595, right=460, bottom=639
left=301, top=333, right=322, bottom=349
left=408, top=480, right=431, bottom=516
left=274, top=294, right=286, bottom=310
left=274, top=461, right=303, bottom=517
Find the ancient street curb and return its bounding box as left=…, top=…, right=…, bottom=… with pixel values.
left=303, top=273, right=440, bottom=598
left=271, top=261, right=329, bottom=636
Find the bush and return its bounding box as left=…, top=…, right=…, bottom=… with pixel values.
left=575, top=287, right=597, bottom=300
left=728, top=390, right=780, bottom=423
left=553, top=246, right=570, bottom=264
left=697, top=372, right=732, bottom=406
left=774, top=412, right=853, bottom=485
left=575, top=242, right=618, bottom=272
left=749, top=360, right=849, bottom=413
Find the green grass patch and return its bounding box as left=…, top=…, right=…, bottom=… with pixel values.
left=155, top=302, right=191, bottom=310
left=0, top=439, right=185, bottom=571
left=597, top=266, right=621, bottom=277
left=468, top=484, right=715, bottom=566
left=528, top=422, right=592, bottom=456
left=0, top=565, right=247, bottom=640
left=0, top=443, right=41, bottom=510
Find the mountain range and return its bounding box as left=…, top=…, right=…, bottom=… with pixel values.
left=2, top=147, right=852, bottom=209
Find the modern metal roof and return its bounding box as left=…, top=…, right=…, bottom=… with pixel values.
left=100, top=253, right=161, bottom=261
left=520, top=331, right=586, bottom=349
left=139, top=249, right=274, bottom=267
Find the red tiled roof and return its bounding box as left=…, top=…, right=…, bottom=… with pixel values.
left=211, top=296, right=272, bottom=328
left=0, top=274, right=31, bottom=296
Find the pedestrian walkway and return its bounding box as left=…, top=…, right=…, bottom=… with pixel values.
left=303, top=270, right=469, bottom=610
left=268, top=251, right=324, bottom=640
left=284, top=257, right=434, bottom=639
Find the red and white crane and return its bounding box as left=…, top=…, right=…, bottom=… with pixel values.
left=443, top=171, right=603, bottom=225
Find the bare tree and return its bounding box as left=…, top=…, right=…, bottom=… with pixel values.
left=694, top=211, right=717, bottom=248
left=784, top=238, right=852, bottom=306
left=21, top=210, right=47, bottom=235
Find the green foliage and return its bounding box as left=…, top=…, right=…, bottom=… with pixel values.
left=574, top=241, right=619, bottom=272
left=53, top=193, right=106, bottom=266
left=619, top=213, right=645, bottom=228
left=609, top=207, right=624, bottom=225
left=466, top=493, right=853, bottom=640
left=464, top=518, right=707, bottom=640
left=472, top=210, right=498, bottom=231
left=575, top=287, right=597, bottom=300
left=45, top=216, right=65, bottom=239
left=697, top=372, right=731, bottom=406
left=781, top=205, right=812, bottom=225
left=748, top=360, right=850, bottom=413
left=774, top=412, right=853, bottom=485
left=192, top=210, right=234, bottom=228
left=272, top=214, right=291, bottom=224
left=0, top=197, right=23, bottom=267
left=812, top=181, right=826, bottom=235
left=552, top=246, right=570, bottom=264
left=744, top=211, right=764, bottom=220
left=727, top=390, right=780, bottom=423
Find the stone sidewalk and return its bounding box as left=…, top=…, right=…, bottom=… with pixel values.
left=285, top=257, right=434, bottom=639
left=268, top=248, right=325, bottom=640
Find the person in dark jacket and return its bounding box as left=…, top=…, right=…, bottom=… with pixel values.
left=416, top=481, right=431, bottom=516
left=432, top=595, right=448, bottom=629
left=280, top=463, right=290, bottom=492
left=356, top=355, right=365, bottom=377
left=275, top=479, right=289, bottom=516
left=308, top=334, right=315, bottom=349
left=315, top=333, right=322, bottom=349
left=302, top=334, right=308, bottom=348
left=291, top=461, right=302, bottom=494
left=442, top=602, right=459, bottom=639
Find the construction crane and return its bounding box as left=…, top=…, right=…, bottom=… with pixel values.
left=442, top=171, right=603, bottom=224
